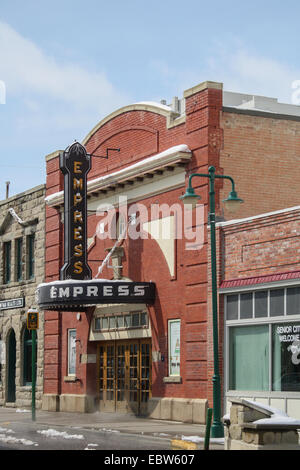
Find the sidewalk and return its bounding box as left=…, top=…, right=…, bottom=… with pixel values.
left=0, top=406, right=225, bottom=450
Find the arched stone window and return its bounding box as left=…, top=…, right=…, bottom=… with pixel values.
left=7, top=329, right=16, bottom=402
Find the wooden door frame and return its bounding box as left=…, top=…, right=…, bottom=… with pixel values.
left=97, top=338, right=152, bottom=414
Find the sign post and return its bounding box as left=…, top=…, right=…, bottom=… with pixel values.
left=27, top=308, right=39, bottom=422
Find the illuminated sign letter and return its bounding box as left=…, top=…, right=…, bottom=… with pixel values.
left=73, top=178, right=83, bottom=190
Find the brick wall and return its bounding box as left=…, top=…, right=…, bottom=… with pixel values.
left=219, top=110, right=300, bottom=220
left=43, top=82, right=224, bottom=404
left=218, top=208, right=300, bottom=281
left=43, top=82, right=300, bottom=413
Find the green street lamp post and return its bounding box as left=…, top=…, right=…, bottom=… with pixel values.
left=180, top=166, right=243, bottom=438
left=32, top=329, right=36, bottom=422
left=27, top=308, right=39, bottom=422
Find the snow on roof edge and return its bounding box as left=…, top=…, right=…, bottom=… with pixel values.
left=45, top=144, right=191, bottom=204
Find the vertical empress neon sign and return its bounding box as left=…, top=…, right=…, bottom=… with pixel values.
left=60, top=142, right=92, bottom=280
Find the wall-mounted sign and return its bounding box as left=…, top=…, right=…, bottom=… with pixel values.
left=60, top=142, right=92, bottom=280
left=276, top=324, right=300, bottom=343
left=0, top=297, right=25, bottom=311
left=37, top=280, right=156, bottom=311
left=168, top=319, right=180, bottom=376
left=27, top=309, right=39, bottom=330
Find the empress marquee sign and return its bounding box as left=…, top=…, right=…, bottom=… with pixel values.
left=37, top=142, right=155, bottom=311
left=37, top=280, right=156, bottom=310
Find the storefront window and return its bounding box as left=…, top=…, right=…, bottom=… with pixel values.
left=286, top=287, right=300, bottom=316
left=254, top=291, right=268, bottom=318
left=240, top=293, right=253, bottom=319
left=229, top=325, right=269, bottom=391
left=226, top=295, right=238, bottom=320
left=226, top=288, right=300, bottom=393
left=270, top=289, right=284, bottom=317
left=272, top=322, right=300, bottom=391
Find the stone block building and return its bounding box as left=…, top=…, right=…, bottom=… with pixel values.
left=0, top=184, right=45, bottom=408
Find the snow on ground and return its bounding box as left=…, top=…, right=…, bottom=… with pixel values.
left=37, top=429, right=84, bottom=440
left=101, top=428, right=120, bottom=433
left=0, top=428, right=38, bottom=447
left=16, top=408, right=30, bottom=413
left=0, top=427, right=14, bottom=434
left=181, top=435, right=225, bottom=445
left=84, top=443, right=99, bottom=450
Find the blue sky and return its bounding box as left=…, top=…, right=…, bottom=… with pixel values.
left=0, top=0, right=300, bottom=197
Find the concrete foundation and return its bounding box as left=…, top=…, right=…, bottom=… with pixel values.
left=147, top=397, right=208, bottom=424
left=41, top=394, right=208, bottom=424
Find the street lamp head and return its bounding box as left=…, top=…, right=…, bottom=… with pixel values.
left=223, top=190, right=244, bottom=214
left=179, top=186, right=201, bottom=209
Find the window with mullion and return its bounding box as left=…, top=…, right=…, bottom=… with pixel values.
left=3, top=241, right=11, bottom=284
left=27, top=234, right=35, bottom=280
left=226, top=287, right=300, bottom=393
left=16, top=238, right=23, bottom=282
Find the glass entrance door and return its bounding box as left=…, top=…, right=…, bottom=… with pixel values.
left=97, top=339, right=151, bottom=414
left=98, top=343, right=115, bottom=412
left=116, top=343, right=126, bottom=412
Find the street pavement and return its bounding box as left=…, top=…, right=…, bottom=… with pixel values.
left=0, top=406, right=225, bottom=451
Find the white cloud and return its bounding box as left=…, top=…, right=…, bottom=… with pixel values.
left=148, top=44, right=300, bottom=106
left=207, top=46, right=300, bottom=104
left=0, top=21, right=130, bottom=117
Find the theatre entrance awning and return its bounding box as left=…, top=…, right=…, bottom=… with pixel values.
left=37, top=279, right=155, bottom=311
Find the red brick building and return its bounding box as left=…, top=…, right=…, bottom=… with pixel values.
left=41, top=80, right=300, bottom=421
left=217, top=205, right=300, bottom=419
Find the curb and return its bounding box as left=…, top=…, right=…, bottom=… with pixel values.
left=171, top=439, right=199, bottom=450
